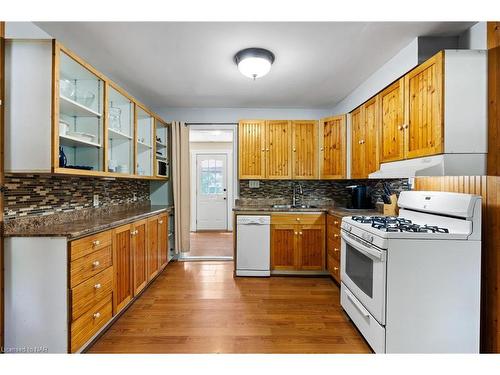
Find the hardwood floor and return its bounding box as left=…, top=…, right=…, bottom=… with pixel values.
left=187, top=232, right=233, bottom=257
left=88, top=261, right=371, bottom=353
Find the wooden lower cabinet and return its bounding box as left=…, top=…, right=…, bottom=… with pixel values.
left=112, top=224, right=134, bottom=314
left=158, top=213, right=169, bottom=269
left=270, top=214, right=326, bottom=271
left=132, top=219, right=148, bottom=295
left=147, top=216, right=160, bottom=281
left=327, top=214, right=342, bottom=283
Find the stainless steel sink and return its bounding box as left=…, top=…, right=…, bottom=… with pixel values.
left=271, top=204, right=318, bottom=209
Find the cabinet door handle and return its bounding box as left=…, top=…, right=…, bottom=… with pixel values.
left=93, top=312, right=101, bottom=319
left=94, top=283, right=101, bottom=290
left=296, top=218, right=300, bottom=221
left=159, top=220, right=163, bottom=224
left=92, top=240, right=100, bottom=246
left=92, top=260, right=100, bottom=268
left=334, top=267, right=339, bottom=271
left=320, top=147, right=324, bottom=151
left=299, top=232, right=303, bottom=235
left=261, top=148, right=265, bottom=151
left=294, top=232, right=298, bottom=235
left=403, top=124, right=409, bottom=129
left=334, top=234, right=339, bottom=238
left=398, top=125, right=404, bottom=131
left=293, top=148, right=296, bottom=152
left=334, top=248, right=339, bottom=252
left=334, top=221, right=339, bottom=225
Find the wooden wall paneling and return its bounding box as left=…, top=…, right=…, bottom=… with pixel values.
left=265, top=120, right=292, bottom=179
left=350, top=106, right=365, bottom=178
left=487, top=22, right=500, bottom=50
left=405, top=52, right=444, bottom=159
left=158, top=214, right=168, bottom=269
left=112, top=224, right=133, bottom=314
left=364, top=97, right=379, bottom=175
left=292, top=120, right=318, bottom=179
left=238, top=120, right=266, bottom=179
left=487, top=46, right=500, bottom=175
left=379, top=78, right=406, bottom=163
left=319, top=115, right=346, bottom=179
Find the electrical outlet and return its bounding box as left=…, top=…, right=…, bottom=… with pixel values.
left=93, top=194, right=99, bottom=207
left=249, top=180, right=260, bottom=188
left=133, top=193, right=137, bottom=202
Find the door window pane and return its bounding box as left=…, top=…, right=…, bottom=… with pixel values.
left=345, top=243, right=374, bottom=298
left=200, top=158, right=224, bottom=195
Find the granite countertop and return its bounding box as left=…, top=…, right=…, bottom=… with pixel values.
left=4, top=205, right=173, bottom=240
left=233, top=205, right=380, bottom=217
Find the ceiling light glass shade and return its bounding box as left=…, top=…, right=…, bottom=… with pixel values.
left=234, top=48, right=275, bottom=80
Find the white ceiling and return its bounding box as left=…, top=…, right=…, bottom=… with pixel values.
left=36, top=22, right=475, bottom=109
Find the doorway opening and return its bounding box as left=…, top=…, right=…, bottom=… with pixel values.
left=181, top=126, right=236, bottom=260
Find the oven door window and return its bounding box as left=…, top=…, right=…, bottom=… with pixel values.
left=345, top=242, right=374, bottom=298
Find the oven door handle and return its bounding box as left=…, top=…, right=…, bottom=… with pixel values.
left=345, top=288, right=371, bottom=318
left=341, top=232, right=385, bottom=261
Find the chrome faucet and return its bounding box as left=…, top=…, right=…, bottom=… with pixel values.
left=292, top=182, right=303, bottom=207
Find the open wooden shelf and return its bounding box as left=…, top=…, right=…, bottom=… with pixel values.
left=60, top=134, right=101, bottom=148
left=60, top=95, right=102, bottom=118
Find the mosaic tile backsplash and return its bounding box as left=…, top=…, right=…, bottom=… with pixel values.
left=238, top=179, right=411, bottom=207
left=3, top=173, right=150, bottom=220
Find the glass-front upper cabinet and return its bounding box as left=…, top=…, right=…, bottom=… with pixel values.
left=136, top=106, right=154, bottom=177
left=58, top=50, right=104, bottom=172
left=155, top=119, right=169, bottom=178
left=107, top=85, right=134, bottom=175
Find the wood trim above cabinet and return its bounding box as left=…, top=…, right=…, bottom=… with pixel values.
left=319, top=115, right=346, bottom=179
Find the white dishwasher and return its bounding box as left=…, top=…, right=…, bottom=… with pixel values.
left=236, top=215, right=271, bottom=277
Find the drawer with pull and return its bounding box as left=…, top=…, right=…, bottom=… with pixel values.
left=271, top=213, right=325, bottom=225
left=70, top=230, right=112, bottom=261
left=70, top=294, right=113, bottom=353
left=327, top=239, right=341, bottom=261
left=70, top=246, right=113, bottom=288
left=327, top=254, right=340, bottom=283
left=327, top=214, right=342, bottom=230
left=71, top=266, right=113, bottom=321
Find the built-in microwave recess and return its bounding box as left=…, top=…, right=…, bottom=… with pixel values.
left=157, top=159, right=168, bottom=177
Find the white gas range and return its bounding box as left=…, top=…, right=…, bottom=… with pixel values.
left=340, top=190, right=482, bottom=353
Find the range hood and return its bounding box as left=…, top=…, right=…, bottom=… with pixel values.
left=368, top=154, right=487, bottom=179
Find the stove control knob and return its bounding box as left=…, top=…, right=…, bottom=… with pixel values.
left=348, top=225, right=352, bottom=232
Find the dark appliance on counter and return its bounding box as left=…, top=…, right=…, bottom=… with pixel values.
left=347, top=185, right=372, bottom=209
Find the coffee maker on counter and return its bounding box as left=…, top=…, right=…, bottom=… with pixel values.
left=346, top=185, right=372, bottom=209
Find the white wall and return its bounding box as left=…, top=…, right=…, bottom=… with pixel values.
left=330, top=39, right=420, bottom=115
left=5, top=22, right=52, bottom=39
left=154, top=107, right=332, bottom=123
left=458, top=22, right=487, bottom=50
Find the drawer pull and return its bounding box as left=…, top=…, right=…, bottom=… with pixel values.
left=94, top=283, right=102, bottom=290
left=92, top=260, right=100, bottom=268
left=93, top=312, right=101, bottom=319
left=299, top=232, right=303, bottom=235
left=334, top=248, right=339, bottom=252
left=294, top=232, right=298, bottom=235
left=92, top=240, right=100, bottom=246
left=334, top=221, right=339, bottom=225
left=159, top=220, right=163, bottom=224
left=334, top=234, right=339, bottom=238
left=296, top=218, right=300, bottom=221
left=334, top=267, right=339, bottom=271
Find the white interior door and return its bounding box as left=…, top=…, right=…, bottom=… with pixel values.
left=196, top=154, right=228, bottom=230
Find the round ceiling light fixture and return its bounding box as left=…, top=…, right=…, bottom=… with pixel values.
left=234, top=47, right=275, bottom=80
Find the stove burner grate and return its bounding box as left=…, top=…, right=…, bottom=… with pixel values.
left=351, top=215, right=449, bottom=233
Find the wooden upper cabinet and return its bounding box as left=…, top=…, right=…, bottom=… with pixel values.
left=350, top=106, right=365, bottom=179
left=319, top=115, right=346, bottom=179
left=112, top=224, right=133, bottom=314
left=379, top=78, right=406, bottom=163
left=406, top=52, right=444, bottom=159
left=238, top=120, right=266, bottom=179
left=292, top=120, right=318, bottom=179
left=364, top=97, right=379, bottom=175
left=266, top=120, right=292, bottom=179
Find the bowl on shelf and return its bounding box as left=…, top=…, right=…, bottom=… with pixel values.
left=59, top=121, right=70, bottom=136
left=67, top=131, right=96, bottom=143
left=76, top=88, right=96, bottom=108
left=59, top=79, right=75, bottom=99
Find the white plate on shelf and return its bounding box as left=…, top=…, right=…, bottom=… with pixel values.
left=67, top=132, right=96, bottom=143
